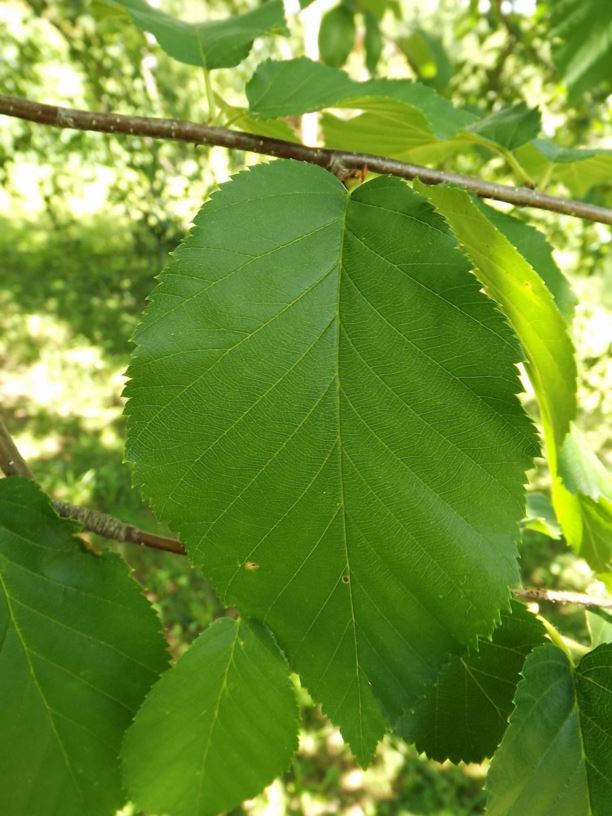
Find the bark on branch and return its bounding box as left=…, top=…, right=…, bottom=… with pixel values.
left=1, top=94, right=611, bottom=225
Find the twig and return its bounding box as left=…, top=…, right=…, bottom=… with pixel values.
left=1, top=94, right=611, bottom=225
left=0, top=416, right=35, bottom=479
left=512, top=587, right=612, bottom=609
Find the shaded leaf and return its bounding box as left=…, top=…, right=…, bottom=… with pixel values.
left=122, top=618, right=298, bottom=816
left=125, top=161, right=536, bottom=763
left=523, top=492, right=562, bottom=540
left=514, top=140, right=612, bottom=198
left=364, top=12, right=383, bottom=75
left=319, top=5, right=356, bottom=68
left=110, top=0, right=286, bottom=70
left=487, top=643, right=612, bottom=815
left=467, top=103, right=541, bottom=151
left=397, top=601, right=545, bottom=763
left=397, top=27, right=453, bottom=92
left=0, top=478, right=167, bottom=816
left=548, top=0, right=612, bottom=98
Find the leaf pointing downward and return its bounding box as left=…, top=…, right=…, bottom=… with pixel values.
left=125, top=161, right=536, bottom=763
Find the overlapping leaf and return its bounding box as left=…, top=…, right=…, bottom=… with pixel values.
left=0, top=478, right=167, bottom=816
left=109, top=0, right=286, bottom=70
left=125, top=160, right=536, bottom=763
left=487, top=643, right=612, bottom=815
left=122, top=618, right=298, bottom=816
left=397, top=601, right=545, bottom=763
left=467, top=103, right=541, bottom=151
left=513, top=140, right=612, bottom=198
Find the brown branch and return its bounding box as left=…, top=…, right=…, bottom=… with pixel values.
left=512, top=587, right=612, bottom=609
left=1, top=94, right=611, bottom=225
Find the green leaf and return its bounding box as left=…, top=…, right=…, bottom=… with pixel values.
left=522, top=492, right=562, bottom=540
left=364, top=12, right=383, bottom=75
left=247, top=58, right=475, bottom=139
left=125, top=160, right=536, bottom=763
left=397, top=601, right=545, bottom=763
left=467, top=103, right=541, bottom=151
left=548, top=0, right=612, bottom=98
left=471, top=199, right=577, bottom=322
left=587, top=606, right=612, bottom=648
left=110, top=0, right=286, bottom=70
left=318, top=5, right=356, bottom=68
left=397, top=27, right=453, bottom=91
left=513, top=140, right=612, bottom=198
left=0, top=478, right=167, bottom=816
left=416, top=182, right=576, bottom=453
left=487, top=643, right=612, bottom=815
left=122, top=617, right=297, bottom=816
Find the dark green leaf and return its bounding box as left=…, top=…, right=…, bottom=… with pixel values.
left=125, top=161, right=536, bottom=763
left=0, top=478, right=167, bottom=816
left=548, top=0, right=612, bottom=98
left=397, top=601, right=545, bottom=763
left=467, top=103, right=541, bottom=151
left=122, top=618, right=298, bottom=816
left=487, top=643, right=612, bottom=815
left=318, top=5, right=356, bottom=68
left=364, top=12, right=383, bottom=75
left=110, top=0, right=286, bottom=70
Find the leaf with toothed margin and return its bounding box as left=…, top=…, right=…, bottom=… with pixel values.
left=486, top=643, right=612, bottom=815
left=125, top=160, right=536, bottom=764
left=122, top=617, right=298, bottom=816
left=396, top=600, right=545, bottom=763
left=0, top=477, right=168, bottom=816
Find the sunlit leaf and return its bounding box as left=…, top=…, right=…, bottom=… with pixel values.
left=0, top=478, right=167, bottom=816
left=122, top=617, right=298, bottom=816
left=125, top=161, right=536, bottom=764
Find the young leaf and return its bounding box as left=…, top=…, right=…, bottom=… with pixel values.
left=0, top=478, right=168, bottom=816
left=125, top=161, right=536, bottom=763
left=318, top=4, right=356, bottom=68
left=417, top=182, right=577, bottom=453
left=397, top=601, right=545, bottom=763
left=247, top=58, right=475, bottom=138
left=487, top=643, right=612, bottom=815
left=122, top=618, right=298, bottom=816
left=109, top=0, right=286, bottom=70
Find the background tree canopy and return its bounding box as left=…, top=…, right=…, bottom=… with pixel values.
left=0, top=0, right=610, bottom=814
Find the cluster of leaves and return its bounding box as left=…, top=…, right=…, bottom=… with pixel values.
left=2, top=1, right=612, bottom=815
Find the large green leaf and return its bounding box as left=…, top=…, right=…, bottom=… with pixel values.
left=122, top=617, right=298, bottom=816
left=548, top=0, right=612, bottom=98
left=487, top=642, right=612, bottom=815
left=125, top=161, right=536, bottom=763
left=247, top=58, right=475, bottom=139
left=397, top=601, right=545, bottom=763
left=0, top=478, right=167, bottom=816
left=417, top=182, right=576, bottom=454
left=109, top=0, right=286, bottom=70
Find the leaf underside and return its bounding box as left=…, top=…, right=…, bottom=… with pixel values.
left=0, top=478, right=167, bottom=816
left=122, top=617, right=298, bottom=816
left=125, top=160, right=536, bottom=763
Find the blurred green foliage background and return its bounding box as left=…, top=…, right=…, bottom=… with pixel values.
left=1, top=0, right=610, bottom=813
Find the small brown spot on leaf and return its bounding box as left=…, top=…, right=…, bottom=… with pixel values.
left=342, top=574, right=350, bottom=584
left=245, top=561, right=259, bottom=571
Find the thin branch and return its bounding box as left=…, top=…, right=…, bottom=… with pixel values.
left=512, top=587, right=612, bottom=609
left=0, top=416, right=35, bottom=479
left=1, top=94, right=611, bottom=225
